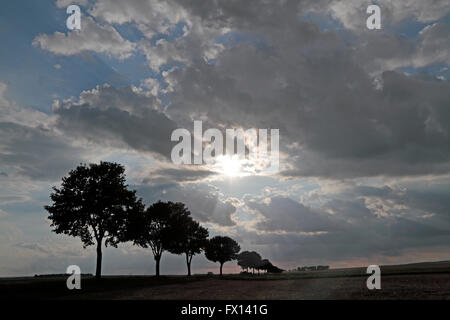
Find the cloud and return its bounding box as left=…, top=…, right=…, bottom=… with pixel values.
left=239, top=185, right=450, bottom=263
left=161, top=18, right=450, bottom=178
left=0, top=195, right=31, bottom=205
left=37, top=1, right=450, bottom=182
left=247, top=196, right=339, bottom=233
left=33, top=17, right=136, bottom=59
left=413, top=22, right=450, bottom=67
left=14, top=242, right=53, bottom=255
left=0, top=82, right=49, bottom=127
left=318, top=0, right=450, bottom=31
left=55, top=0, right=88, bottom=8
left=0, top=83, right=87, bottom=180
left=0, top=221, right=23, bottom=244
left=53, top=84, right=178, bottom=158
left=89, top=0, right=230, bottom=71
left=137, top=182, right=237, bottom=227
left=142, top=165, right=217, bottom=185
left=0, top=122, right=86, bottom=180
left=355, top=22, right=450, bottom=73
left=89, top=0, right=187, bottom=37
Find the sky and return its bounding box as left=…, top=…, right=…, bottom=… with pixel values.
left=1, top=0, right=450, bottom=276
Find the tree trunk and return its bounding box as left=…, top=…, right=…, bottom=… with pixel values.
left=186, top=253, right=192, bottom=276
left=155, top=255, right=161, bottom=277
left=220, top=262, right=223, bottom=276
left=95, top=239, right=102, bottom=279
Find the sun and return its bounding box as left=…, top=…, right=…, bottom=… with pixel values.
left=214, top=155, right=245, bottom=177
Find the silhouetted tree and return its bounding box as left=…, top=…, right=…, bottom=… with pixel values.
left=126, top=201, right=191, bottom=276
left=249, top=251, right=262, bottom=274
left=258, top=259, right=271, bottom=273
left=266, top=264, right=284, bottom=273
left=259, top=259, right=284, bottom=273
left=169, top=217, right=209, bottom=276
left=45, top=162, right=143, bottom=278
left=205, top=236, right=240, bottom=276
left=237, top=251, right=262, bottom=274
left=237, top=251, right=253, bottom=272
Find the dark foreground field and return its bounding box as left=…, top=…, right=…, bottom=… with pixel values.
left=1, top=261, right=449, bottom=300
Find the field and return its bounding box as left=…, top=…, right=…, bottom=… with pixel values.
left=1, top=261, right=449, bottom=300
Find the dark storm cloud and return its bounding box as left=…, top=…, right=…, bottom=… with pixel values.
left=165, top=28, right=450, bottom=178
left=53, top=84, right=178, bottom=158
left=41, top=0, right=450, bottom=179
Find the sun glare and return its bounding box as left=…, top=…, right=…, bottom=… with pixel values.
left=215, top=155, right=245, bottom=177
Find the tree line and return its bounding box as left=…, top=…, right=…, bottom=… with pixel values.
left=45, top=162, right=281, bottom=278
left=237, top=251, right=283, bottom=274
